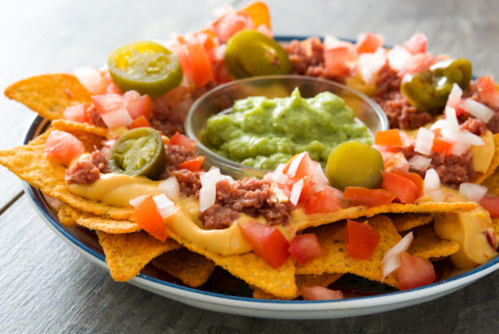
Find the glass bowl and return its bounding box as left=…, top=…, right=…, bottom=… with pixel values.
left=185, top=75, right=388, bottom=179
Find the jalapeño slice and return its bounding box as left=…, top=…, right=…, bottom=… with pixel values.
left=225, top=30, right=291, bottom=78
left=108, top=41, right=183, bottom=97
left=108, top=127, right=167, bottom=178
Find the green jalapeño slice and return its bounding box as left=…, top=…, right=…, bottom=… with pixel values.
left=225, top=30, right=291, bottom=78
left=108, top=41, right=183, bottom=97
left=108, top=128, right=167, bottom=178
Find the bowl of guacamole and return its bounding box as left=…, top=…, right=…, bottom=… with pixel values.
left=185, top=75, right=388, bottom=179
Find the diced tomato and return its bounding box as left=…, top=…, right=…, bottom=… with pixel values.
left=324, top=37, right=354, bottom=77
left=211, top=11, right=253, bottom=44
left=399, top=53, right=437, bottom=77
left=213, top=62, right=234, bottom=85
left=356, top=49, right=387, bottom=84
left=63, top=103, right=91, bottom=123
left=374, top=129, right=404, bottom=146
left=303, top=186, right=341, bottom=214
left=476, top=76, right=499, bottom=109
left=402, top=33, right=427, bottom=55
left=256, top=23, right=272, bottom=38
left=169, top=39, right=193, bottom=85
left=92, top=94, right=133, bottom=128
left=282, top=152, right=316, bottom=181
left=397, top=252, right=436, bottom=291
left=432, top=136, right=453, bottom=155
left=381, top=171, right=419, bottom=204
left=343, top=187, right=396, bottom=207
left=239, top=220, right=290, bottom=269
left=184, top=34, right=214, bottom=87
left=356, top=32, right=384, bottom=54
left=44, top=130, right=85, bottom=166
left=391, top=170, right=424, bottom=198
left=288, top=233, right=326, bottom=265
left=178, top=156, right=205, bottom=172
left=124, top=91, right=152, bottom=120
left=480, top=195, right=499, bottom=218
left=238, top=1, right=272, bottom=31
left=130, top=115, right=151, bottom=129
left=105, top=82, right=123, bottom=95
left=169, top=132, right=197, bottom=150
left=345, top=219, right=381, bottom=260
left=73, top=67, right=108, bottom=95
left=132, top=196, right=168, bottom=242
left=301, top=286, right=343, bottom=301
left=382, top=151, right=410, bottom=173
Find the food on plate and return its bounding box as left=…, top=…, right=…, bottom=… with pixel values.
left=3, top=1, right=499, bottom=301
left=202, top=88, right=371, bottom=169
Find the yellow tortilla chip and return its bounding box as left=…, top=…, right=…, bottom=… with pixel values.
left=252, top=273, right=343, bottom=300
left=52, top=119, right=108, bottom=140
left=97, top=231, right=181, bottom=281
left=57, top=203, right=77, bottom=228
left=64, top=204, right=141, bottom=233
left=482, top=168, right=499, bottom=197
left=407, top=224, right=460, bottom=260
left=0, top=144, right=133, bottom=220
left=4, top=74, right=91, bottom=120
left=152, top=248, right=216, bottom=288
left=389, top=213, right=434, bottom=232
left=296, top=215, right=401, bottom=288
left=492, top=218, right=499, bottom=239
left=471, top=133, right=499, bottom=184
left=293, top=201, right=477, bottom=232
left=164, top=216, right=297, bottom=298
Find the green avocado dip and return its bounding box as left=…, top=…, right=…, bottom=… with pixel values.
left=201, top=88, right=372, bottom=170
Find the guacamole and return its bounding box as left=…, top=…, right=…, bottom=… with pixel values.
left=201, top=88, right=372, bottom=170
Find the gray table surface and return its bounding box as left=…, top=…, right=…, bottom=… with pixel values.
left=2, top=0, right=499, bottom=333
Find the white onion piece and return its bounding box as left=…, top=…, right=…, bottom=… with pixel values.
left=99, top=107, right=133, bottom=129
left=290, top=179, right=304, bottom=206
left=199, top=168, right=222, bottom=212
left=264, top=164, right=288, bottom=184
left=357, top=48, right=387, bottom=85
left=425, top=188, right=445, bottom=202
left=311, top=163, right=328, bottom=192
left=440, top=128, right=484, bottom=146
left=459, top=183, right=488, bottom=202
left=74, top=67, right=107, bottom=95
left=43, top=194, right=61, bottom=210
left=286, top=152, right=306, bottom=177
left=153, top=194, right=176, bottom=219
left=324, top=35, right=341, bottom=49
left=446, top=83, right=463, bottom=108
left=424, top=168, right=441, bottom=190
left=387, top=45, right=411, bottom=72
left=399, top=131, right=411, bottom=147
left=444, top=106, right=460, bottom=131
left=129, top=195, right=148, bottom=208
left=220, top=174, right=235, bottom=184
left=414, top=127, right=434, bottom=155
left=450, top=142, right=471, bottom=156
left=159, top=177, right=180, bottom=202
left=430, top=119, right=448, bottom=130
left=460, top=99, right=495, bottom=123
left=381, top=232, right=414, bottom=279
left=408, top=155, right=432, bottom=171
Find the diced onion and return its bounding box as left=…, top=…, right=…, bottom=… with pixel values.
left=286, top=152, right=306, bottom=177
left=408, top=155, right=432, bottom=171
left=450, top=142, right=471, bottom=156
left=159, top=177, right=180, bottom=201
left=460, top=99, right=495, bottom=123
left=425, top=188, right=445, bottom=202
left=430, top=119, right=448, bottom=130
left=311, top=164, right=329, bottom=192
left=152, top=194, right=176, bottom=219
left=414, top=127, right=434, bottom=155
left=459, top=183, right=488, bottom=202
left=129, top=195, right=148, bottom=208
left=446, top=83, right=463, bottom=108
left=220, top=174, right=235, bottom=184
left=387, top=45, right=411, bottom=72
left=424, top=168, right=441, bottom=190
left=43, top=195, right=61, bottom=210
left=264, top=164, right=288, bottom=184
left=357, top=48, right=387, bottom=85
left=100, top=107, right=133, bottom=129
left=440, top=128, right=484, bottom=146
left=290, top=179, right=304, bottom=205
left=73, top=67, right=107, bottom=95
left=199, top=168, right=222, bottom=212
left=444, top=106, right=460, bottom=131
left=381, top=232, right=414, bottom=279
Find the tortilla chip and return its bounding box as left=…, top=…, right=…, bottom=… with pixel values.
left=389, top=213, right=434, bottom=232
left=482, top=168, right=499, bottom=197
left=293, top=201, right=477, bottom=232
left=407, top=224, right=460, bottom=260
left=471, top=133, right=499, bottom=184
left=97, top=231, right=181, bottom=281
left=252, top=273, right=343, bottom=300
left=492, top=218, right=499, bottom=238
left=296, top=215, right=401, bottom=288
left=151, top=248, right=216, bottom=288
left=164, top=211, right=297, bottom=298
left=4, top=74, right=91, bottom=120
left=57, top=203, right=77, bottom=228
left=0, top=144, right=133, bottom=220
left=64, top=204, right=141, bottom=233
left=52, top=119, right=108, bottom=140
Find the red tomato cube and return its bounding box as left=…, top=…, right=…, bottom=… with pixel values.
left=132, top=196, right=168, bottom=242
left=301, top=286, right=343, bottom=301
left=381, top=171, right=419, bottom=204
left=397, top=252, right=436, bottom=291
left=44, top=130, right=85, bottom=166
left=345, top=219, right=381, bottom=260
left=289, top=233, right=326, bottom=265
left=343, top=187, right=396, bottom=207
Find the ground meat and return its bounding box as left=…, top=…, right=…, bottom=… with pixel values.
left=284, top=38, right=324, bottom=76
left=91, top=149, right=110, bottom=173
left=150, top=119, right=184, bottom=138
left=90, top=108, right=107, bottom=128
left=397, top=143, right=474, bottom=186
left=373, top=66, right=435, bottom=129
left=199, top=179, right=294, bottom=229
left=459, top=118, right=487, bottom=136
left=65, top=159, right=100, bottom=184
left=169, top=170, right=202, bottom=198
left=461, top=81, right=499, bottom=133
left=158, top=144, right=197, bottom=180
